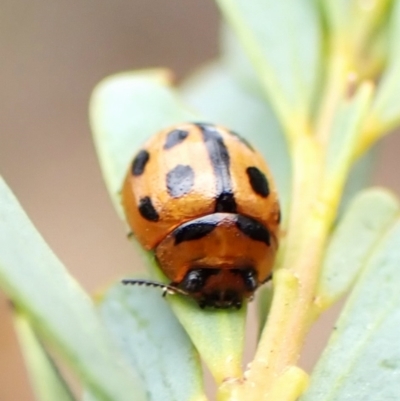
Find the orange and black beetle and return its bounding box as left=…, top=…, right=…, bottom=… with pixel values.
left=122, top=122, right=280, bottom=308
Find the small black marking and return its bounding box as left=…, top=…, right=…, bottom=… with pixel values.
left=261, top=272, right=273, bottom=284
left=138, top=196, right=159, bottom=222
left=215, top=192, right=237, bottom=213
left=277, top=209, right=281, bottom=224
left=164, top=129, right=189, bottom=149
left=202, top=289, right=242, bottom=309
left=195, top=123, right=237, bottom=213
left=236, top=215, right=271, bottom=246
left=166, top=164, right=194, bottom=198
left=229, top=130, right=254, bottom=151
left=131, top=150, right=150, bottom=176
left=174, top=219, right=217, bottom=245
left=246, top=167, right=270, bottom=197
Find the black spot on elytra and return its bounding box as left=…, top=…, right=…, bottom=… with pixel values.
left=164, top=129, right=189, bottom=149
left=235, top=215, right=270, bottom=246
left=166, top=164, right=194, bottom=198
left=174, top=219, right=217, bottom=245
left=138, top=196, right=159, bottom=222
left=277, top=209, right=281, bottom=224
left=131, top=150, right=150, bottom=176
left=195, top=123, right=237, bottom=213
left=246, top=167, right=270, bottom=197
left=228, top=130, right=254, bottom=151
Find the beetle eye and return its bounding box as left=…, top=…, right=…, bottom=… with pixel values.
left=231, top=267, right=258, bottom=291
left=241, top=268, right=258, bottom=291
left=180, top=269, right=205, bottom=292
left=180, top=268, right=218, bottom=293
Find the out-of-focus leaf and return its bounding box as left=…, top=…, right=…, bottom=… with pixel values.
left=215, top=0, right=321, bottom=129
left=325, top=83, right=373, bottom=179
left=369, top=0, right=400, bottom=132
left=90, top=71, right=246, bottom=384
left=97, top=283, right=207, bottom=401
left=301, top=216, right=400, bottom=401
left=337, top=147, right=377, bottom=216
left=0, top=177, right=146, bottom=401
left=13, top=311, right=76, bottom=401
left=180, top=61, right=291, bottom=213
left=317, top=188, right=400, bottom=309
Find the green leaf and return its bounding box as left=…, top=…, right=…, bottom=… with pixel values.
left=90, top=71, right=246, bottom=384
left=325, top=83, right=373, bottom=179
left=215, top=0, right=321, bottom=129
left=317, top=188, right=400, bottom=308
left=97, top=283, right=206, bottom=401
left=180, top=61, right=291, bottom=212
left=0, top=177, right=146, bottom=401
left=168, top=296, right=246, bottom=384
left=301, top=216, right=400, bottom=401
left=13, top=310, right=76, bottom=401
left=337, top=147, right=377, bottom=217
left=370, top=0, right=400, bottom=131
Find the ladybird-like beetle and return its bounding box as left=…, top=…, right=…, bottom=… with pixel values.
left=122, top=122, right=280, bottom=308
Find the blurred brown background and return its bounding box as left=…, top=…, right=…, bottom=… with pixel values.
left=0, top=2, right=399, bottom=400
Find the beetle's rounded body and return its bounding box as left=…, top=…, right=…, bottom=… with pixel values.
left=122, top=122, right=280, bottom=308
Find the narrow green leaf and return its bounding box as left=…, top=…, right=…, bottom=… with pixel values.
left=83, top=391, right=99, bottom=401
left=90, top=71, right=246, bottom=383
left=98, top=283, right=207, bottom=401
left=215, top=0, right=321, bottom=128
left=337, top=147, right=377, bottom=217
left=13, top=311, right=76, bottom=401
left=370, top=0, right=400, bottom=131
left=317, top=188, right=400, bottom=308
left=219, top=25, right=265, bottom=98
left=0, top=177, right=146, bottom=401
left=301, top=216, right=400, bottom=401
left=325, top=83, right=373, bottom=178
left=168, top=296, right=246, bottom=384
left=180, top=61, right=291, bottom=212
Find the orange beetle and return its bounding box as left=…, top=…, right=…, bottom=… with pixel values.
left=122, top=122, right=280, bottom=308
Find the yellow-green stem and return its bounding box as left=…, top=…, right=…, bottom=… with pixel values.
left=315, top=47, right=353, bottom=145
left=218, top=136, right=345, bottom=401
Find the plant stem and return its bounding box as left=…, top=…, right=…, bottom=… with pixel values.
left=218, top=135, right=342, bottom=401
left=218, top=108, right=368, bottom=399
left=315, top=46, right=354, bottom=145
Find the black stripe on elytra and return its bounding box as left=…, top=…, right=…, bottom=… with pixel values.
left=277, top=209, right=281, bottom=224
left=246, top=166, right=270, bottom=197
left=195, top=123, right=237, bottom=213
left=138, top=196, right=159, bottom=222
left=235, top=215, right=270, bottom=246
left=131, top=150, right=149, bottom=176
left=174, top=218, right=218, bottom=245
left=166, top=164, right=194, bottom=198
left=164, top=129, right=189, bottom=149
left=228, top=130, right=254, bottom=151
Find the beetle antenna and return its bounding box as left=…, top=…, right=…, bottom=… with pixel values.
left=121, top=279, right=189, bottom=297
